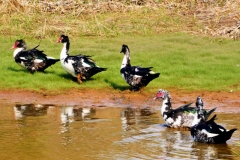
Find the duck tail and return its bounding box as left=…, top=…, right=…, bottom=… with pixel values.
left=99, top=67, right=107, bottom=72
left=141, top=72, right=159, bottom=87
left=47, top=58, right=60, bottom=66
left=149, top=72, right=160, bottom=81
left=89, top=67, right=107, bottom=76
left=226, top=128, right=237, bottom=140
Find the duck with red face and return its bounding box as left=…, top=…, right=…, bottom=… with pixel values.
left=154, top=89, right=216, bottom=128
left=11, top=39, right=59, bottom=73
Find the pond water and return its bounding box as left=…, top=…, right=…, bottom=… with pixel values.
left=0, top=103, right=239, bottom=160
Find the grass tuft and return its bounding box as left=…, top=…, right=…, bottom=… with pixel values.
left=232, top=142, right=240, bottom=157
left=1, top=1, right=240, bottom=39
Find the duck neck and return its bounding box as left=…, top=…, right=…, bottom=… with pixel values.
left=121, top=51, right=131, bottom=69
left=161, top=95, right=172, bottom=116
left=60, top=42, right=70, bottom=61
left=197, top=104, right=204, bottom=118
left=13, top=47, right=24, bottom=57
left=192, top=104, right=205, bottom=126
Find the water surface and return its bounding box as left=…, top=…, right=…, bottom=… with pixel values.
left=0, top=103, right=239, bottom=160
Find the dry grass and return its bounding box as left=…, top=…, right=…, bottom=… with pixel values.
left=1, top=0, right=240, bottom=39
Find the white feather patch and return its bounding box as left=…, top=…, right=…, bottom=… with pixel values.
left=82, top=60, right=91, bottom=67
left=149, top=71, right=155, bottom=74
left=34, top=59, right=43, bottom=63
left=174, top=116, right=182, bottom=126
left=166, top=117, right=174, bottom=124
left=133, top=75, right=142, bottom=78
left=13, top=48, right=23, bottom=57
left=20, top=57, right=27, bottom=60
left=219, top=128, right=225, bottom=132
left=201, top=129, right=219, bottom=137
left=47, top=56, right=55, bottom=59
left=61, top=59, right=76, bottom=77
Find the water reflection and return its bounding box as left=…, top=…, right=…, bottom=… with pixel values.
left=191, top=142, right=234, bottom=159
left=14, top=104, right=51, bottom=120
left=1, top=104, right=239, bottom=159
left=60, top=106, right=96, bottom=124
left=61, top=106, right=74, bottom=124
left=60, top=106, right=96, bottom=134
left=121, top=107, right=157, bottom=131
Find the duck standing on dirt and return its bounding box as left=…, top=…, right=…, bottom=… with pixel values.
left=154, top=89, right=216, bottom=128
left=57, top=35, right=107, bottom=84
left=120, top=44, right=160, bottom=91
left=11, top=39, right=59, bottom=73
left=191, top=114, right=237, bottom=143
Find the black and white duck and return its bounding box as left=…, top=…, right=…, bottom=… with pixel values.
left=154, top=89, right=216, bottom=128
left=191, top=114, right=237, bottom=143
left=57, top=35, right=107, bottom=84
left=120, top=44, right=160, bottom=91
left=11, top=39, right=59, bottom=73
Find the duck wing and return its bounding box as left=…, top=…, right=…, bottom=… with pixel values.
left=175, top=102, right=196, bottom=113
left=129, top=66, right=153, bottom=76
left=204, top=108, right=216, bottom=120
left=78, top=55, right=97, bottom=67
left=15, top=47, right=47, bottom=66
left=65, top=55, right=96, bottom=67
left=205, top=114, right=227, bottom=133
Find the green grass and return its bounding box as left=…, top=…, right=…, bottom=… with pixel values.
left=1, top=33, right=240, bottom=93
left=232, top=142, right=240, bottom=157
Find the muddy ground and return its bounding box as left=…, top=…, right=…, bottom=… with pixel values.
left=0, top=89, right=239, bottom=113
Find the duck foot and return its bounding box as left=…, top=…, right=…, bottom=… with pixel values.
left=131, top=87, right=141, bottom=92
left=77, top=74, right=83, bottom=84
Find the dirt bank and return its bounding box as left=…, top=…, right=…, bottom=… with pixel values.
left=0, top=88, right=239, bottom=113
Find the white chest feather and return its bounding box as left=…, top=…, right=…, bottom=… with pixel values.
left=61, top=59, right=76, bottom=77
left=13, top=48, right=24, bottom=58
left=121, top=54, right=130, bottom=69
left=60, top=43, right=77, bottom=77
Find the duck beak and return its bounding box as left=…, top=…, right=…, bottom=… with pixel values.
left=10, top=44, right=17, bottom=50
left=56, top=37, right=62, bottom=43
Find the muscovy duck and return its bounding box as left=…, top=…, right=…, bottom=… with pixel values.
left=154, top=89, right=216, bottom=128
left=120, top=44, right=160, bottom=91
left=11, top=39, right=59, bottom=73
left=57, top=35, right=107, bottom=84
left=191, top=114, right=237, bottom=143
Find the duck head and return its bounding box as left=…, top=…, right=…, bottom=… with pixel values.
left=57, top=34, right=69, bottom=43
left=196, top=96, right=204, bottom=110
left=120, top=44, right=130, bottom=55
left=154, top=89, right=170, bottom=100
left=11, top=39, right=26, bottom=50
